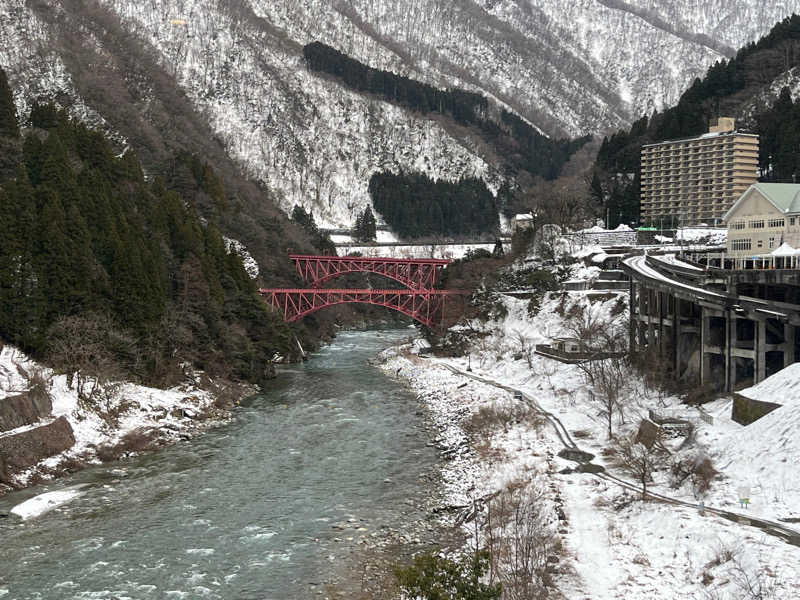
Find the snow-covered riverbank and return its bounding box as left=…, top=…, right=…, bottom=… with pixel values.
left=0, top=344, right=252, bottom=494
left=376, top=289, right=800, bottom=599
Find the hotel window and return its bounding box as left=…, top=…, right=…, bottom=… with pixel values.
left=791, top=217, right=797, bottom=226
left=768, top=218, right=785, bottom=228
left=750, top=220, right=765, bottom=229
left=757, top=240, right=764, bottom=249
left=731, top=221, right=746, bottom=230
left=769, top=237, right=776, bottom=249
left=731, top=239, right=752, bottom=251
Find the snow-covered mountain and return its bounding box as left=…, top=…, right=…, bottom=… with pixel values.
left=2, top=0, right=799, bottom=227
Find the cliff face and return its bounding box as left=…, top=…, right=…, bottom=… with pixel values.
left=2, top=0, right=799, bottom=227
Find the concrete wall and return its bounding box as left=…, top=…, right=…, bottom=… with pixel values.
left=0, top=392, right=52, bottom=431
left=1, top=389, right=76, bottom=482
left=0, top=417, right=75, bottom=473
left=731, top=393, right=782, bottom=425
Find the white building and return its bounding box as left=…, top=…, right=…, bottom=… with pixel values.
left=724, top=183, right=800, bottom=259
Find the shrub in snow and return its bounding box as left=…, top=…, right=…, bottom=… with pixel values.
left=613, top=426, right=669, bottom=499
left=394, top=549, right=501, bottom=600
left=670, top=452, right=718, bottom=495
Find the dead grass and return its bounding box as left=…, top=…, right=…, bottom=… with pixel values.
left=95, top=429, right=161, bottom=462
left=464, top=403, right=545, bottom=451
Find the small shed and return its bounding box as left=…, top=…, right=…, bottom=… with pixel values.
left=552, top=338, right=584, bottom=354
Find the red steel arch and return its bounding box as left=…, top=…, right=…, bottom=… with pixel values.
left=259, top=288, right=463, bottom=328
left=290, top=255, right=451, bottom=290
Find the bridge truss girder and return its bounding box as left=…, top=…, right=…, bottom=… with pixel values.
left=259, top=288, right=464, bottom=329
left=290, top=255, right=451, bottom=290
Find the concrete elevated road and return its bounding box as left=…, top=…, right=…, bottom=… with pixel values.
left=622, top=254, right=800, bottom=392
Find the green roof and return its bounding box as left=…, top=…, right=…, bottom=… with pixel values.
left=725, top=183, right=800, bottom=222
left=751, top=183, right=800, bottom=213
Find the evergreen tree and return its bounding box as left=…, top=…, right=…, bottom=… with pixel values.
left=292, top=205, right=335, bottom=254
left=370, top=171, right=499, bottom=238
left=0, top=67, right=18, bottom=139
left=492, top=238, right=505, bottom=258
left=352, top=206, right=377, bottom=242
left=361, top=206, right=376, bottom=241
left=352, top=210, right=364, bottom=241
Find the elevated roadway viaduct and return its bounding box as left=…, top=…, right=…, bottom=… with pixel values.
left=622, top=254, right=800, bottom=392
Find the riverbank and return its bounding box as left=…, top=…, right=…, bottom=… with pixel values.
left=374, top=341, right=565, bottom=599
left=0, top=344, right=254, bottom=497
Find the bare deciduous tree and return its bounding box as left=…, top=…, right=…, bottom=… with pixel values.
left=567, top=302, right=630, bottom=437
left=483, top=480, right=556, bottom=599
left=578, top=354, right=629, bottom=439
left=614, top=425, right=666, bottom=499
left=512, top=329, right=534, bottom=367
left=46, top=312, right=137, bottom=404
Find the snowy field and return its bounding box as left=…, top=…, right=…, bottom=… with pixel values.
left=377, top=273, right=800, bottom=598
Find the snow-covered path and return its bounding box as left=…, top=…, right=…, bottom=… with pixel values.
left=436, top=359, right=800, bottom=549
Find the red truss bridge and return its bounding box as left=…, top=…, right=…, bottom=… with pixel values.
left=258, top=288, right=463, bottom=329
left=289, top=254, right=451, bottom=290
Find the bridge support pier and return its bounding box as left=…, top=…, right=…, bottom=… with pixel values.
left=727, top=312, right=737, bottom=392
left=784, top=324, right=797, bottom=367
left=755, top=320, right=766, bottom=384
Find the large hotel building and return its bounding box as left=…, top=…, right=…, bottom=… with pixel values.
left=640, top=118, right=760, bottom=226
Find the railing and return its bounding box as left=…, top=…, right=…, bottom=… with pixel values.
left=534, top=344, right=626, bottom=363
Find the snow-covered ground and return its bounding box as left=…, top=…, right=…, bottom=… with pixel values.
left=0, top=345, right=230, bottom=490
left=376, top=259, right=800, bottom=598
left=337, top=242, right=506, bottom=260
left=8, top=486, right=87, bottom=520
left=329, top=230, right=400, bottom=245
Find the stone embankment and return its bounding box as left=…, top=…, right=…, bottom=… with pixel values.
left=0, top=391, right=75, bottom=486
left=0, top=344, right=255, bottom=495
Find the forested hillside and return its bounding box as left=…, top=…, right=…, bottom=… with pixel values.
left=0, top=71, right=298, bottom=387
left=305, top=42, right=590, bottom=185
left=594, top=15, right=800, bottom=227
left=368, top=172, right=499, bottom=238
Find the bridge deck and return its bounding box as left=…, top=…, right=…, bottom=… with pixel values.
left=289, top=254, right=451, bottom=265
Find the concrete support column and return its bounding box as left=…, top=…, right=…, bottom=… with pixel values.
left=672, top=298, right=680, bottom=379
left=727, top=313, right=737, bottom=392
left=783, top=324, right=796, bottom=368
left=648, top=289, right=657, bottom=347
left=629, top=281, right=637, bottom=352
left=639, top=284, right=647, bottom=319
left=700, top=308, right=709, bottom=386
left=658, top=292, right=665, bottom=355
left=755, top=319, right=766, bottom=384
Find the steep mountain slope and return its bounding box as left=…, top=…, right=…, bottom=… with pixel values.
left=2, top=1, right=799, bottom=227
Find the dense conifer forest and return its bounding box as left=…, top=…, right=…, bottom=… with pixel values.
left=369, top=172, right=499, bottom=238
left=594, top=15, right=800, bottom=226
left=0, top=69, right=295, bottom=386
